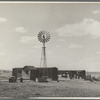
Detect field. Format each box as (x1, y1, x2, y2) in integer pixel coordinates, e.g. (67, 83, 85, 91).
(0, 71, 100, 98)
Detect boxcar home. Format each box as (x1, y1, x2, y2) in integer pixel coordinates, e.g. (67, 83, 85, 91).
(30, 67, 58, 81)
(12, 66, 58, 81)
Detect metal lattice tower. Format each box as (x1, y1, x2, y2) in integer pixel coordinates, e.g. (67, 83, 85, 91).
(38, 30, 50, 69)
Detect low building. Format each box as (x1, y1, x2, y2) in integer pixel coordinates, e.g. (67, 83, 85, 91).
(58, 70, 86, 79)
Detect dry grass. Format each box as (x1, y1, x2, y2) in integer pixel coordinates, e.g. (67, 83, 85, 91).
(0, 71, 100, 97)
(0, 79, 100, 97)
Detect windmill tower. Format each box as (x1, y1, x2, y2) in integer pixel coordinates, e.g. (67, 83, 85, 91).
(38, 30, 50, 76)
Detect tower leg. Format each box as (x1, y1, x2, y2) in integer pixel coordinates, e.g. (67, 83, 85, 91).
(40, 43, 47, 77)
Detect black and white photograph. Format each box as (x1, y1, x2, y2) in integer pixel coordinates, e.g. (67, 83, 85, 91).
(0, 2, 100, 98)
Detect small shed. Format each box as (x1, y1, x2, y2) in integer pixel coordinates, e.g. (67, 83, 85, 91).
(12, 65, 35, 79)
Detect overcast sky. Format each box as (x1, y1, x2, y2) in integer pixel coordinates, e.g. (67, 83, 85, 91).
(0, 3, 100, 71)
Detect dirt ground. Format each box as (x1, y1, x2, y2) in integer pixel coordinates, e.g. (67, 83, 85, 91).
(0, 78, 100, 98)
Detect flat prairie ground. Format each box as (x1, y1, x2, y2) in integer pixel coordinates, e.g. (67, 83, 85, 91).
(0, 78, 100, 98)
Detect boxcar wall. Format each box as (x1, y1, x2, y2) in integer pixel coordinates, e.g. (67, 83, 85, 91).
(30, 67, 58, 81)
(12, 68, 22, 78)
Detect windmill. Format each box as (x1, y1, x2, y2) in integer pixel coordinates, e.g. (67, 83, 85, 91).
(38, 30, 50, 77)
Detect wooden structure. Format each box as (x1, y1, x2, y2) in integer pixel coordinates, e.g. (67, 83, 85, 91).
(12, 68, 22, 78)
(12, 66, 35, 79)
(12, 66, 58, 81)
(30, 67, 58, 81)
(58, 70, 86, 79)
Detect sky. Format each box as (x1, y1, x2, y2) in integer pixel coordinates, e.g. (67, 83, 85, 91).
(0, 3, 100, 71)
